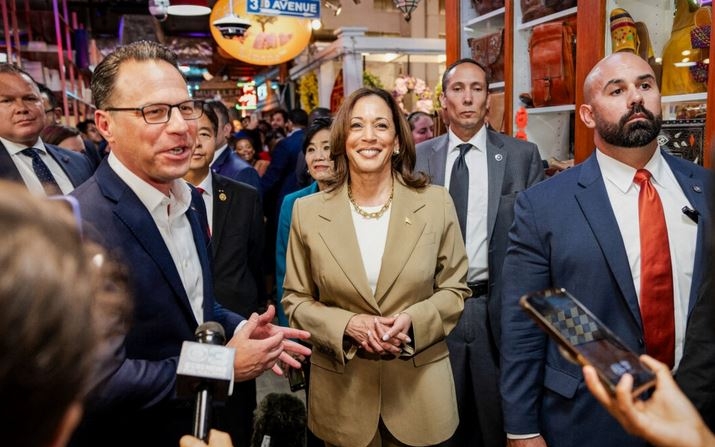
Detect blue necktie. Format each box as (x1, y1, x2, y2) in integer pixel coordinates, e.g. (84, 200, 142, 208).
(449, 143, 472, 241)
(21, 148, 61, 195)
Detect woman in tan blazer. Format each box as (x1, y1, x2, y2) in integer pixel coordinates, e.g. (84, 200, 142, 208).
(283, 87, 470, 447)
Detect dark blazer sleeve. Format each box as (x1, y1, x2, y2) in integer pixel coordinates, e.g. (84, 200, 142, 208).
(260, 138, 290, 194)
(677, 247, 715, 431)
(235, 164, 262, 194)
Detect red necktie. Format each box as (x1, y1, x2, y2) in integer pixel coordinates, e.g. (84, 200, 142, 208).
(635, 169, 675, 367)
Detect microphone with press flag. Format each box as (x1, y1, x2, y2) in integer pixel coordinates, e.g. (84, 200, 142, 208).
(176, 322, 235, 441)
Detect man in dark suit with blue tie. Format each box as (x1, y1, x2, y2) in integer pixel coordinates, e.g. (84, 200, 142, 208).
(0, 64, 93, 195)
(185, 102, 266, 447)
(206, 99, 262, 195)
(500, 51, 712, 447)
(415, 58, 543, 447)
(260, 108, 307, 297)
(68, 41, 310, 447)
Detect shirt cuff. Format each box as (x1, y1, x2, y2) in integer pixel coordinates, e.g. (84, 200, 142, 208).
(507, 433, 540, 440)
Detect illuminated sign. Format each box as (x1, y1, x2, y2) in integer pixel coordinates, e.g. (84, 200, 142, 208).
(210, 0, 312, 66)
(236, 81, 258, 110)
(247, 0, 320, 18)
(257, 84, 268, 101)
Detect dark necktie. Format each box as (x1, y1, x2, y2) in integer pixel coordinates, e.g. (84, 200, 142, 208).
(21, 148, 61, 195)
(195, 187, 212, 238)
(449, 143, 472, 241)
(634, 169, 675, 367)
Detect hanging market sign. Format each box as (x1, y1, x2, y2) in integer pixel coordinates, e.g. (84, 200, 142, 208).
(246, 0, 320, 19)
(211, 0, 312, 66)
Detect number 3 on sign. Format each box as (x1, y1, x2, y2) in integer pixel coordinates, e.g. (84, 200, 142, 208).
(248, 0, 258, 9)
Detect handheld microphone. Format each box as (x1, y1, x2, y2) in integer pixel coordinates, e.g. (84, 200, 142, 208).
(176, 322, 235, 442)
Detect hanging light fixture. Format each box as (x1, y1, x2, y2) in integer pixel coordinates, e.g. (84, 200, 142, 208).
(212, 0, 252, 39)
(393, 0, 420, 21)
(167, 0, 212, 16)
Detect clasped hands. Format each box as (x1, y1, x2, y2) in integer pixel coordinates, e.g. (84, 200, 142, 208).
(226, 304, 311, 381)
(346, 312, 412, 356)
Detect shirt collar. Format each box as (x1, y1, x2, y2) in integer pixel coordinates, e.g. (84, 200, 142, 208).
(107, 151, 192, 216)
(447, 126, 487, 154)
(198, 173, 213, 197)
(1, 136, 44, 154)
(596, 148, 665, 193)
(212, 144, 228, 165)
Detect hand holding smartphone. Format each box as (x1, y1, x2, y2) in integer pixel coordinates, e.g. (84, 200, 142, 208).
(520, 288, 656, 396)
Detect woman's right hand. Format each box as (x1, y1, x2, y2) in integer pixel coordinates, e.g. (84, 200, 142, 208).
(345, 314, 405, 355)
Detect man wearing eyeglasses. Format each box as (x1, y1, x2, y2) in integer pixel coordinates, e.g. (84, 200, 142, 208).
(69, 41, 311, 447)
(0, 64, 93, 196)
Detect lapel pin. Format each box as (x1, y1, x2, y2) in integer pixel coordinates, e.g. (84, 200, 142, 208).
(405, 217, 412, 225)
(495, 154, 503, 162)
(219, 191, 227, 201)
(693, 185, 702, 193)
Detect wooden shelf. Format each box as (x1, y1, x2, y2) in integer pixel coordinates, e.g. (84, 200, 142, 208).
(450, 0, 713, 167)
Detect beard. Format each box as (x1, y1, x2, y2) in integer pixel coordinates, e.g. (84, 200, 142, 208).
(596, 104, 662, 148)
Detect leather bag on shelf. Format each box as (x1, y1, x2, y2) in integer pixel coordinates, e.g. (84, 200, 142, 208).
(521, 0, 576, 23)
(528, 18, 576, 107)
(467, 29, 505, 83)
(661, 0, 708, 95)
(471, 0, 504, 16)
(486, 91, 505, 133)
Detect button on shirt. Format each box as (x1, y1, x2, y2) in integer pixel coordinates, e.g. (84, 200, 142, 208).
(1, 136, 75, 196)
(108, 153, 206, 325)
(597, 149, 695, 370)
(444, 127, 489, 283)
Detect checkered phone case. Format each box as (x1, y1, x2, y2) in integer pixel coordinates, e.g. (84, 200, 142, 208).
(544, 303, 604, 346)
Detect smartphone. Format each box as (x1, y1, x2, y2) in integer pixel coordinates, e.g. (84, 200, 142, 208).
(520, 287, 656, 396)
(287, 366, 305, 392)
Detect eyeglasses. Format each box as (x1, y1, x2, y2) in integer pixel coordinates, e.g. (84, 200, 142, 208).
(104, 100, 204, 124)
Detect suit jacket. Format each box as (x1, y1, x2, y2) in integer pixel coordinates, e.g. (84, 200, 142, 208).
(211, 172, 266, 317)
(275, 182, 319, 327)
(69, 160, 243, 447)
(0, 140, 94, 189)
(261, 128, 304, 218)
(500, 150, 711, 447)
(211, 146, 262, 195)
(415, 129, 543, 347)
(282, 179, 469, 447)
(676, 199, 715, 431)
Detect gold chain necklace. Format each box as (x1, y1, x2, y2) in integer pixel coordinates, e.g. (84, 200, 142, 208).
(347, 182, 394, 219)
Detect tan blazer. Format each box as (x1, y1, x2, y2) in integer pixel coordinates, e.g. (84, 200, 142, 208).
(283, 179, 470, 446)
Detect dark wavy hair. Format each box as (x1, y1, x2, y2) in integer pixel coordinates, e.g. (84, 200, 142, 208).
(301, 116, 333, 154)
(326, 87, 428, 191)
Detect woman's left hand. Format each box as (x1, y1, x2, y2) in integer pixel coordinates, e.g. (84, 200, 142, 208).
(374, 313, 412, 350)
(346, 314, 404, 355)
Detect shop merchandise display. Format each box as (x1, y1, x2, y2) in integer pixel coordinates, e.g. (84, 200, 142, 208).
(528, 17, 576, 107)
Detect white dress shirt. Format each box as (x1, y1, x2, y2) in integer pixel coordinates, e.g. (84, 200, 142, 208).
(108, 152, 206, 325)
(597, 149, 695, 370)
(1, 136, 75, 196)
(444, 127, 489, 283)
(196, 174, 214, 232)
(351, 206, 391, 295)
